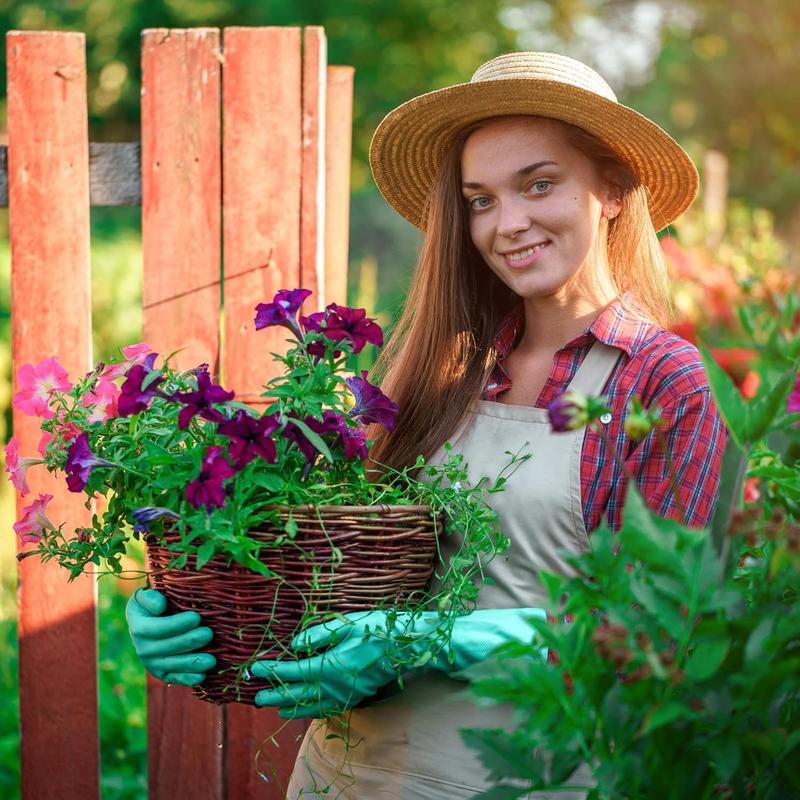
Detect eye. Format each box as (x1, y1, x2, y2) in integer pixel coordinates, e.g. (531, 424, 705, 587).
(529, 180, 552, 195)
(467, 196, 493, 211)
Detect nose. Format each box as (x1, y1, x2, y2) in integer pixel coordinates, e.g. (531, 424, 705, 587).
(495, 196, 531, 239)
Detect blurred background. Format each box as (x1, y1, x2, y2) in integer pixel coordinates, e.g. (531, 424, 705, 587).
(0, 1, 798, 796)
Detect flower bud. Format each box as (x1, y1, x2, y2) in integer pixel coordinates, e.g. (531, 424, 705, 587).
(547, 390, 589, 432)
(623, 412, 653, 441)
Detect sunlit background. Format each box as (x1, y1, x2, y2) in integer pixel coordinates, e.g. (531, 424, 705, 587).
(0, 1, 798, 796)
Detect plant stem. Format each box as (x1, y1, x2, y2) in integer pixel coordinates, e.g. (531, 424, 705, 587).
(591, 422, 638, 489)
(654, 427, 687, 526)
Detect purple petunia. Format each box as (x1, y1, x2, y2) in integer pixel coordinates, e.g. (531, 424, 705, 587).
(131, 506, 182, 534)
(170, 368, 235, 430)
(301, 304, 383, 356)
(218, 410, 281, 469)
(118, 353, 164, 417)
(254, 289, 312, 340)
(547, 391, 590, 433)
(64, 432, 117, 492)
(185, 446, 237, 509)
(345, 371, 399, 432)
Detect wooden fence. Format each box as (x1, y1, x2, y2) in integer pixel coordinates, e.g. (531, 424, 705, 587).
(5, 26, 353, 799)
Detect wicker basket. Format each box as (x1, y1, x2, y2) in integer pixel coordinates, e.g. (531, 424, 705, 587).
(145, 504, 440, 705)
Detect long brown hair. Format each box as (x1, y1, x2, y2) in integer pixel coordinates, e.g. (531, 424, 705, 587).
(368, 116, 671, 473)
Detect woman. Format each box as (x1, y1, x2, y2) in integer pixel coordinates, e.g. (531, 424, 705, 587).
(127, 52, 725, 798)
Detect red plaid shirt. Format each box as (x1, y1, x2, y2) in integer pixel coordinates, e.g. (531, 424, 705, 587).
(483, 300, 726, 532)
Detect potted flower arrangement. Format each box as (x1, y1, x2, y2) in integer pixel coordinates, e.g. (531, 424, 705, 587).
(8, 288, 525, 705)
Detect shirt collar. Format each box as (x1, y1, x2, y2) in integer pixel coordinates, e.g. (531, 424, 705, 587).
(493, 298, 647, 359)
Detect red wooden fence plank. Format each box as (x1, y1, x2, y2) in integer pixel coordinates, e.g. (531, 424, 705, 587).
(221, 26, 303, 404)
(141, 27, 225, 800)
(324, 65, 354, 307)
(6, 30, 100, 800)
(300, 27, 327, 311)
(220, 26, 308, 798)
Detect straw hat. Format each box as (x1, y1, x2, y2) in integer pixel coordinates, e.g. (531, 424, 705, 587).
(369, 52, 698, 232)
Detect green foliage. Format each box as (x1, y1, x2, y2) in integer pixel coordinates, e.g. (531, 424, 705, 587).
(464, 293, 800, 800)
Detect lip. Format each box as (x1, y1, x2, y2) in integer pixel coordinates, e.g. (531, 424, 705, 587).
(499, 241, 550, 269)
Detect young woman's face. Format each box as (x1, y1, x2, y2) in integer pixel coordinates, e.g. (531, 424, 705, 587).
(461, 116, 617, 303)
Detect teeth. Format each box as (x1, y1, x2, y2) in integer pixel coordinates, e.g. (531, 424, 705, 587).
(506, 243, 547, 262)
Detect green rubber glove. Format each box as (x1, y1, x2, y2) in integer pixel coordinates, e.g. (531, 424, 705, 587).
(251, 607, 547, 718)
(125, 588, 216, 687)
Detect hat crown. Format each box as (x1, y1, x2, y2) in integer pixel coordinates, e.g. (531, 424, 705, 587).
(470, 52, 617, 103)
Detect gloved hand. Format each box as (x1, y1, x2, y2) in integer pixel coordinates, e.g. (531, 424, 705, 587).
(251, 607, 547, 719)
(126, 588, 217, 687)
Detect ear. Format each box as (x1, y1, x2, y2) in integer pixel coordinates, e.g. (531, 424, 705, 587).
(602, 184, 623, 221)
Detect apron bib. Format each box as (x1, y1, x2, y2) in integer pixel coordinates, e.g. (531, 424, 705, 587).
(286, 341, 621, 799)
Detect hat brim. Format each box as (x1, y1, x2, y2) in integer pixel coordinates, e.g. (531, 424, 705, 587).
(369, 79, 698, 232)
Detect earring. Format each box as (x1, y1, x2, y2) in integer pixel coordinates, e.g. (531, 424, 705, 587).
(607, 208, 616, 219)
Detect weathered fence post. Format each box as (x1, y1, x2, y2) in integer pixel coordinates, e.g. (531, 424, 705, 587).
(7, 30, 100, 800)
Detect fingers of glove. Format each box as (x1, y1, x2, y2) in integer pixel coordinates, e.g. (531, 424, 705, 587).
(160, 672, 207, 687)
(134, 626, 214, 658)
(142, 652, 216, 675)
(278, 697, 347, 720)
(128, 608, 203, 639)
(132, 588, 168, 616)
(291, 617, 352, 652)
(251, 653, 327, 683)
(254, 683, 321, 709)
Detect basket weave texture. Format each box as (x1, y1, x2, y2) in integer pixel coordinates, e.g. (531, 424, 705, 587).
(146, 504, 440, 705)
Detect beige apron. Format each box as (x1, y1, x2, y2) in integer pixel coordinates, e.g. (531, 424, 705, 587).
(285, 341, 621, 799)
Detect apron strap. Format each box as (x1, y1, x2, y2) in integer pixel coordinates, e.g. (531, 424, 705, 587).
(565, 339, 622, 396)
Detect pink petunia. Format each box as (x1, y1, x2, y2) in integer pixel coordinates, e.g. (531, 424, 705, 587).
(12, 357, 72, 419)
(82, 377, 120, 423)
(102, 343, 154, 380)
(4, 437, 45, 497)
(13, 493, 56, 545)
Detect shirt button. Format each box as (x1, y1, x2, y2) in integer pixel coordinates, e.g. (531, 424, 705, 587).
(599, 412, 612, 425)
(486, 383, 497, 390)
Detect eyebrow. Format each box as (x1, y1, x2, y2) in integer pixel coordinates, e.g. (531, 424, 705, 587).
(461, 160, 558, 190)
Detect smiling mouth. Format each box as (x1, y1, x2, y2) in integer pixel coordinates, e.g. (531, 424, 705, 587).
(502, 241, 549, 263)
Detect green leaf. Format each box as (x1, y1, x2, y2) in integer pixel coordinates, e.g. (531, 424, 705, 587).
(745, 617, 775, 666)
(226, 401, 260, 417)
(707, 737, 740, 782)
(698, 341, 748, 448)
(643, 702, 696, 733)
(685, 638, 729, 681)
(195, 541, 215, 570)
(744, 368, 796, 442)
(286, 417, 333, 462)
(250, 472, 286, 492)
(619, 488, 683, 577)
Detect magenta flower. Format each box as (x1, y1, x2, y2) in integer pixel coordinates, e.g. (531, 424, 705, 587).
(82, 377, 120, 424)
(186, 446, 237, 509)
(65, 432, 117, 493)
(254, 289, 312, 339)
(788, 373, 800, 415)
(118, 353, 164, 417)
(14, 493, 56, 545)
(131, 506, 182, 534)
(547, 391, 590, 432)
(170, 368, 235, 430)
(218, 410, 280, 468)
(13, 356, 72, 419)
(102, 343, 154, 380)
(302, 304, 383, 355)
(4, 437, 45, 497)
(345, 371, 399, 432)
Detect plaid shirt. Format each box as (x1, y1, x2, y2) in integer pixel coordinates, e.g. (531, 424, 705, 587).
(483, 300, 726, 532)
